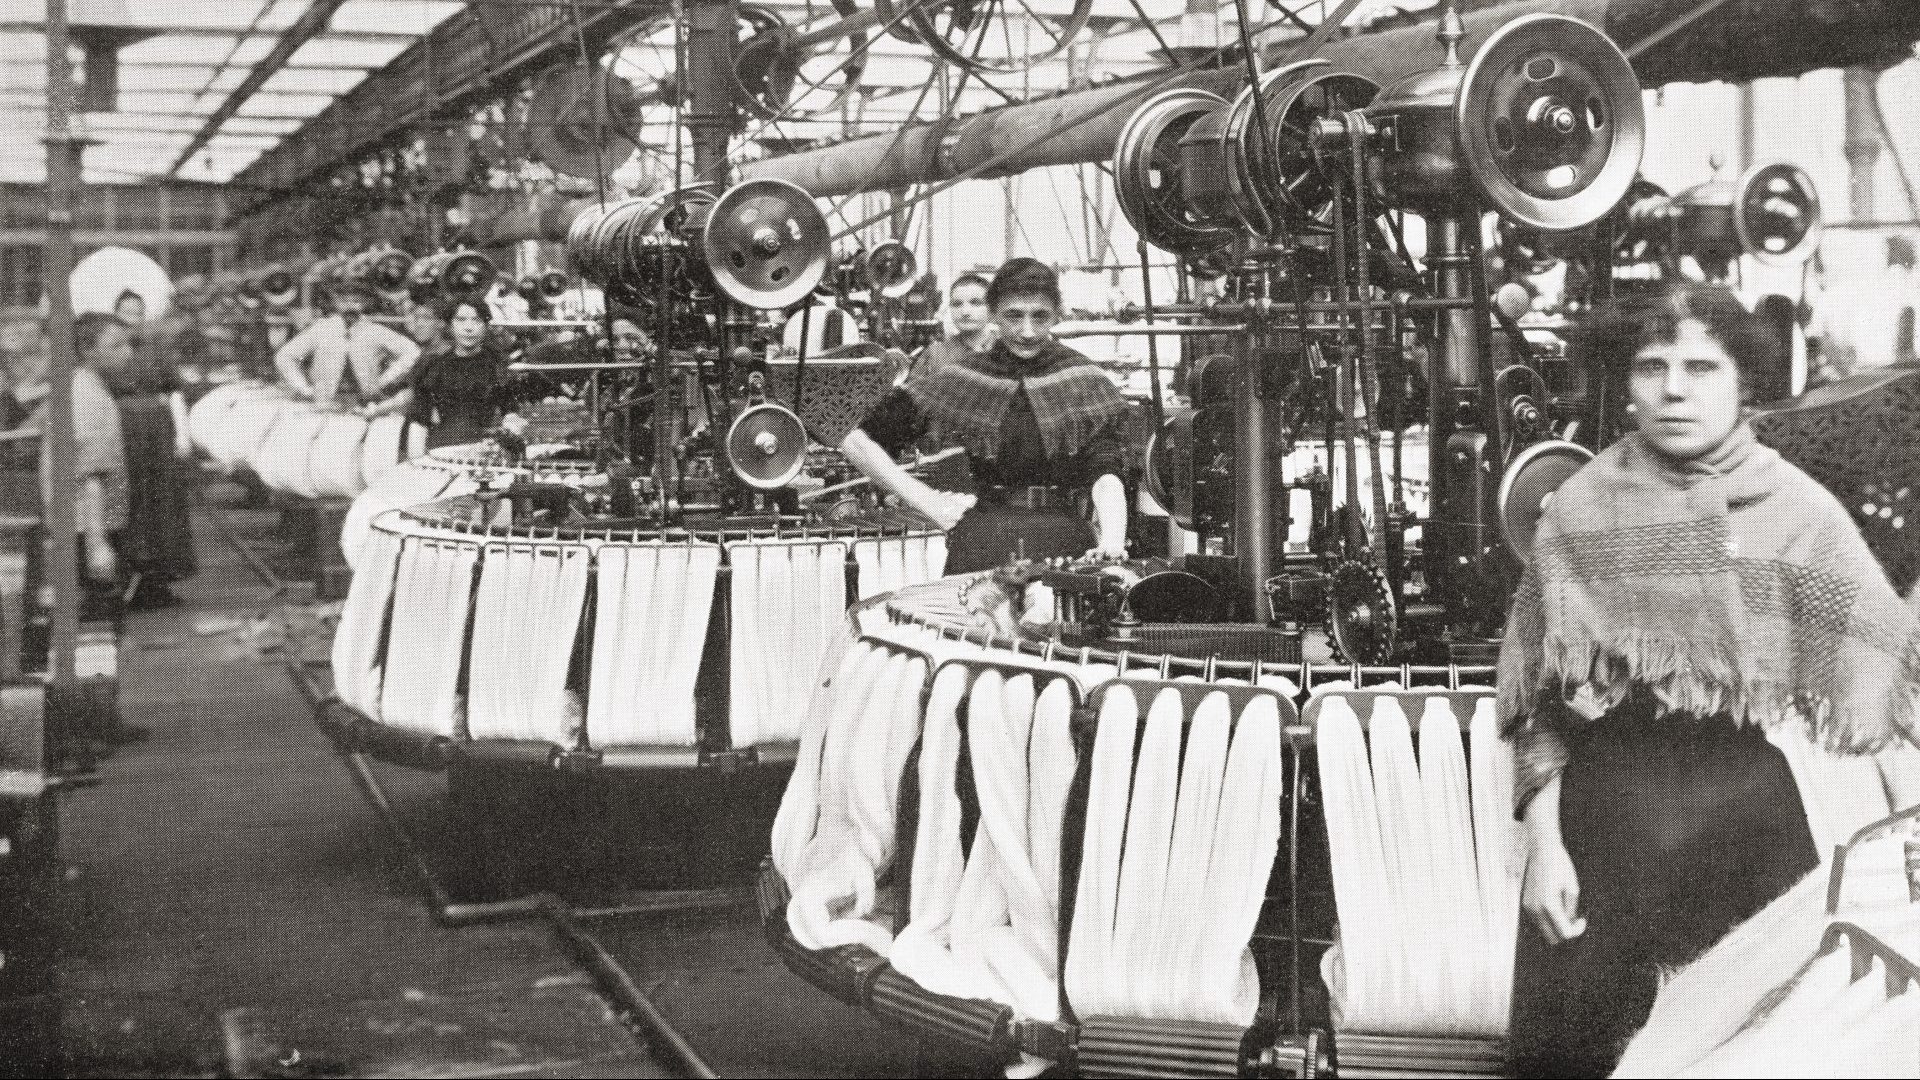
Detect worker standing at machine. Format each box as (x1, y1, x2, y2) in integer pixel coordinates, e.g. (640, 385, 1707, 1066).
(906, 271, 995, 382)
(272, 279, 418, 408)
(1497, 283, 1920, 1078)
(841, 257, 1129, 574)
(361, 297, 513, 450)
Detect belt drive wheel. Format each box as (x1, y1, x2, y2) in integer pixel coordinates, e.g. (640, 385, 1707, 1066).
(1327, 558, 1396, 665)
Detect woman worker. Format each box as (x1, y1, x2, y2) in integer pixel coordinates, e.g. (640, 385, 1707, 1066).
(362, 296, 513, 450)
(840, 258, 1130, 574)
(1498, 283, 1920, 1077)
(109, 289, 196, 609)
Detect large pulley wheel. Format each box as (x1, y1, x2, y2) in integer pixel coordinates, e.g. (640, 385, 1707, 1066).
(1327, 559, 1397, 665)
(1734, 161, 1822, 266)
(1114, 88, 1235, 256)
(732, 9, 866, 122)
(1457, 14, 1644, 231)
(1251, 65, 1377, 237)
(1496, 439, 1593, 562)
(899, 0, 1093, 75)
(727, 402, 809, 490)
(863, 240, 919, 298)
(703, 179, 831, 310)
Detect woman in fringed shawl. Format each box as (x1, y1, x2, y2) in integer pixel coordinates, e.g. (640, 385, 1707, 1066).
(1500, 284, 1920, 1078)
(841, 258, 1131, 575)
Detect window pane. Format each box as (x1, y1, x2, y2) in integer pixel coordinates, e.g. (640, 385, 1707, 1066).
(0, 189, 45, 230)
(0, 246, 44, 309)
(117, 187, 163, 230)
(169, 246, 215, 279)
(168, 186, 221, 230)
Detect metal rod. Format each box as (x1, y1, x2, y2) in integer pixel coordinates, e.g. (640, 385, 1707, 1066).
(42, 0, 80, 692)
(1054, 323, 1247, 338)
(1138, 240, 1165, 429)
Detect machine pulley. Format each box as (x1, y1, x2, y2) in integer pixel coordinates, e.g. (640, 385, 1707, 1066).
(1113, 87, 1235, 256)
(1456, 13, 1645, 231)
(406, 251, 498, 303)
(703, 179, 832, 310)
(726, 401, 809, 490)
(862, 240, 918, 298)
(1733, 161, 1822, 267)
(1495, 439, 1593, 562)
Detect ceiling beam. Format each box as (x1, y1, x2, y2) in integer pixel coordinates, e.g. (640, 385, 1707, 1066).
(0, 22, 416, 43)
(167, 0, 355, 176)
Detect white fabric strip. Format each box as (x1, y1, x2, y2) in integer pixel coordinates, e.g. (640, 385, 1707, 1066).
(585, 542, 721, 747)
(466, 542, 592, 743)
(727, 539, 850, 747)
(771, 638, 873, 880)
(330, 519, 404, 718)
(1064, 685, 1141, 1018)
(1196, 693, 1284, 1026)
(1315, 695, 1391, 1032)
(378, 539, 477, 738)
(889, 662, 984, 997)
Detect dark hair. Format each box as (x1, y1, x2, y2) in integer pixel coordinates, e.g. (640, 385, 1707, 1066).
(113, 289, 144, 312)
(433, 294, 491, 324)
(951, 272, 991, 297)
(985, 257, 1061, 313)
(73, 312, 124, 356)
(607, 302, 648, 328)
(1573, 284, 1781, 403)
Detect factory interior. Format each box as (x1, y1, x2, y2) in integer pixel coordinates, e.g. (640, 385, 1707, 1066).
(2, 0, 1920, 1076)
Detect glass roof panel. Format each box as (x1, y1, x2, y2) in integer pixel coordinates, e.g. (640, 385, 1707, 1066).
(328, 0, 465, 35)
(284, 36, 410, 70)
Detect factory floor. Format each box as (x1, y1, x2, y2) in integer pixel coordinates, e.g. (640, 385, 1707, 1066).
(35, 490, 1002, 1079)
(47, 500, 662, 1078)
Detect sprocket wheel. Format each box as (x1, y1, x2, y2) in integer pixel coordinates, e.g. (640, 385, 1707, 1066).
(1327, 558, 1397, 665)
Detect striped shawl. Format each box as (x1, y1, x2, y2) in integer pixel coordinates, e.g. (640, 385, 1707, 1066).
(904, 341, 1127, 460)
(1497, 423, 1920, 760)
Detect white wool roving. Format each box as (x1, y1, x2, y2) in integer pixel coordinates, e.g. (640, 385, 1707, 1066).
(889, 662, 984, 999)
(1467, 697, 1523, 1030)
(728, 539, 851, 746)
(772, 640, 876, 880)
(1196, 693, 1284, 1025)
(1027, 677, 1078, 949)
(947, 672, 1018, 1001)
(852, 540, 886, 600)
(1678, 957, 1895, 1080)
(1417, 697, 1485, 1033)
(1152, 690, 1233, 1019)
(585, 542, 721, 747)
(379, 539, 478, 737)
(1364, 697, 1440, 1028)
(1612, 869, 1831, 1077)
(1108, 687, 1186, 1016)
(467, 543, 592, 743)
(331, 523, 404, 718)
(1064, 685, 1142, 1018)
(1315, 695, 1392, 1032)
(785, 649, 915, 955)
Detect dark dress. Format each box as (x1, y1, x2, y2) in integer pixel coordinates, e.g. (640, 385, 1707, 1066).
(1506, 695, 1818, 1078)
(407, 343, 513, 450)
(109, 342, 196, 588)
(858, 341, 1129, 574)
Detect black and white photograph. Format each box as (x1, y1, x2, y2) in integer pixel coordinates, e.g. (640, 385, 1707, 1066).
(0, 0, 1918, 1075)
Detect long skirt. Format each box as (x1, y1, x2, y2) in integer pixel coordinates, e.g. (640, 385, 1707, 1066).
(116, 394, 197, 585)
(942, 504, 1095, 575)
(1506, 701, 1818, 1078)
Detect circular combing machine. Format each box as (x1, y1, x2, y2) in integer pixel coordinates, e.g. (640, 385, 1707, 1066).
(187, 382, 427, 501)
(321, 499, 948, 774)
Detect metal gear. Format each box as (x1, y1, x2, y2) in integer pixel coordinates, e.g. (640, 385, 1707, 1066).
(1327, 558, 1397, 665)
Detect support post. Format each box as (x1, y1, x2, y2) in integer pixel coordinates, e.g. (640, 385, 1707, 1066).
(43, 0, 83, 695)
(1843, 66, 1882, 222)
(685, 0, 740, 186)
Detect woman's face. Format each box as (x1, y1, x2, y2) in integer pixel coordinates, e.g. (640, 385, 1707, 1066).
(992, 293, 1058, 361)
(86, 323, 135, 374)
(406, 306, 447, 346)
(1628, 318, 1743, 461)
(611, 319, 649, 361)
(114, 295, 146, 327)
(449, 305, 488, 352)
(949, 283, 990, 337)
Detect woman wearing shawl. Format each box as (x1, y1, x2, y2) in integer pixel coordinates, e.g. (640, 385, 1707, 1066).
(841, 258, 1130, 575)
(1500, 284, 1920, 1077)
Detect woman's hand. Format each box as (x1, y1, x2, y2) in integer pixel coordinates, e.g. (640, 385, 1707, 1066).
(1522, 833, 1587, 945)
(927, 491, 977, 532)
(173, 436, 194, 461)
